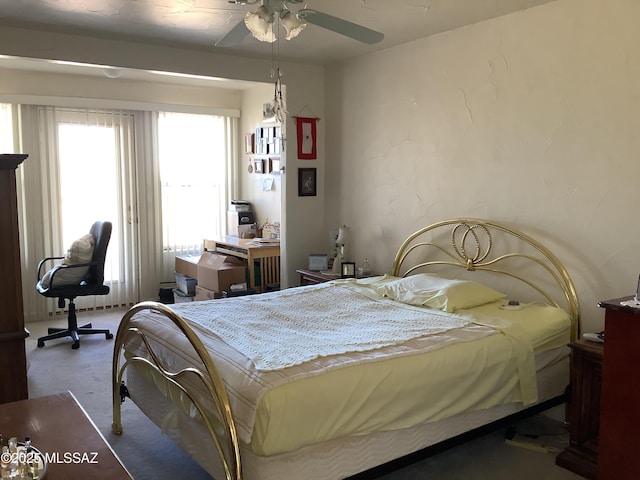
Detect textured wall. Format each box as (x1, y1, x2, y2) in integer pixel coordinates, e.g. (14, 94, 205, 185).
(325, 0, 640, 332)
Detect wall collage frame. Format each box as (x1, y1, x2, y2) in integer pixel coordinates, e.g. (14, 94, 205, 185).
(246, 126, 282, 180)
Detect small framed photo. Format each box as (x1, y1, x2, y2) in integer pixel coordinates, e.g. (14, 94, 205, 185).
(341, 262, 356, 278)
(245, 133, 254, 154)
(269, 157, 281, 175)
(298, 167, 316, 196)
(254, 158, 264, 174)
(263, 103, 275, 122)
(308, 254, 328, 271)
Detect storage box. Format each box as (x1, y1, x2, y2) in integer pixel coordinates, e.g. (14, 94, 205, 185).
(173, 288, 194, 303)
(197, 252, 247, 292)
(175, 272, 197, 295)
(175, 254, 201, 279)
(194, 285, 221, 301)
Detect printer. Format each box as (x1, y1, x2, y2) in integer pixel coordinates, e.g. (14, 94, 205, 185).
(227, 200, 255, 236)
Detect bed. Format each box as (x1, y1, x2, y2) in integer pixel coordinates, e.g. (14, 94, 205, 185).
(111, 218, 580, 480)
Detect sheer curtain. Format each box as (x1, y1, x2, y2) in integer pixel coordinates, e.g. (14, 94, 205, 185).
(156, 112, 236, 282)
(0, 104, 14, 152)
(17, 106, 139, 320)
(16, 105, 237, 322)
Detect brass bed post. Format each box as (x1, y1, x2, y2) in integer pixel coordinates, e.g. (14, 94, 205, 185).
(112, 301, 242, 480)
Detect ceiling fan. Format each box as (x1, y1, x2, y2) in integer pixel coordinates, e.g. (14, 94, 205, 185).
(216, 0, 384, 47)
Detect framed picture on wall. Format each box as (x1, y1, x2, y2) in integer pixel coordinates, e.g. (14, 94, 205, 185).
(254, 158, 264, 174)
(263, 103, 275, 122)
(268, 157, 280, 175)
(298, 167, 316, 196)
(245, 133, 254, 154)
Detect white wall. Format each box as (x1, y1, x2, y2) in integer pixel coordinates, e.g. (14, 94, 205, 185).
(239, 85, 283, 231)
(325, 0, 640, 332)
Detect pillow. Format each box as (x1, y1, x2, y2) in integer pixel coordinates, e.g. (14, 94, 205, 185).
(375, 273, 505, 312)
(41, 234, 96, 288)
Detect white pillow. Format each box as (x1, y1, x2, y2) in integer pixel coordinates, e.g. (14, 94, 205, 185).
(376, 273, 505, 312)
(41, 234, 96, 288)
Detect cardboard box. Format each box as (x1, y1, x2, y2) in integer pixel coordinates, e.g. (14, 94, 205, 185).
(175, 254, 201, 279)
(197, 252, 247, 292)
(194, 285, 221, 301)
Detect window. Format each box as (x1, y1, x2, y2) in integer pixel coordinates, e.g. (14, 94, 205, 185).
(16, 104, 236, 319)
(57, 121, 121, 282)
(158, 112, 227, 254)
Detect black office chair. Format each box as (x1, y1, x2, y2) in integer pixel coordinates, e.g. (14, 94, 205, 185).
(36, 221, 114, 349)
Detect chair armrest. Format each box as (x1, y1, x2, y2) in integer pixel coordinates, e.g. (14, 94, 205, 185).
(37, 258, 97, 286)
(37, 256, 65, 281)
(47, 261, 97, 284)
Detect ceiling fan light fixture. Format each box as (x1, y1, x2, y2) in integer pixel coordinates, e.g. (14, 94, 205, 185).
(280, 10, 306, 41)
(245, 5, 276, 43)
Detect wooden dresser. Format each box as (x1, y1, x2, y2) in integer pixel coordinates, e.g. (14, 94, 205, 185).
(0, 154, 29, 404)
(596, 297, 640, 480)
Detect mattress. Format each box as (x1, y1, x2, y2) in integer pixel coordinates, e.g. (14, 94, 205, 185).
(122, 278, 571, 457)
(125, 348, 569, 480)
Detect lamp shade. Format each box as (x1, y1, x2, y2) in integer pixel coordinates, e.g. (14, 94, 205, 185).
(336, 225, 351, 245)
(245, 6, 276, 43)
(280, 10, 306, 40)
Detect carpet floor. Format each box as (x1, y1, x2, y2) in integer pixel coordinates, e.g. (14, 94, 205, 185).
(24, 307, 584, 480)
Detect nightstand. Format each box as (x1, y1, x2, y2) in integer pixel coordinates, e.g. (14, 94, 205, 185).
(296, 269, 340, 286)
(555, 340, 603, 479)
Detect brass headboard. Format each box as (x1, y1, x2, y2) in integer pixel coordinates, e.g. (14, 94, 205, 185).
(392, 218, 580, 341)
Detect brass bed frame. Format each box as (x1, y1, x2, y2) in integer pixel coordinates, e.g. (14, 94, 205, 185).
(112, 218, 580, 480)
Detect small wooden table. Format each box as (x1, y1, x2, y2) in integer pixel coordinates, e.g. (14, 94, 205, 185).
(296, 269, 341, 286)
(204, 236, 280, 292)
(0, 391, 133, 479)
(555, 340, 603, 479)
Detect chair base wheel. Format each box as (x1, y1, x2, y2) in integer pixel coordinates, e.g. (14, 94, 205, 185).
(37, 323, 113, 349)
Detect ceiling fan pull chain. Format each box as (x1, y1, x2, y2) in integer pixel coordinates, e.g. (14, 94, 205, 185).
(272, 70, 288, 123)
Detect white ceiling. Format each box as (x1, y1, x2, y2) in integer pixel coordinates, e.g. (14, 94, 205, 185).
(0, 0, 557, 65)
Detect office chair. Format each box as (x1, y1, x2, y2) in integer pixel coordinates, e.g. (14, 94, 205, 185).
(36, 221, 114, 349)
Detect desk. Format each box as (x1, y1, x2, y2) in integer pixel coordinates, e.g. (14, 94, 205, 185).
(204, 236, 280, 292)
(0, 391, 133, 479)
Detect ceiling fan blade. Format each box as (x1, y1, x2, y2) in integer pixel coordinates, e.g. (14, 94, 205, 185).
(215, 19, 250, 47)
(297, 9, 384, 44)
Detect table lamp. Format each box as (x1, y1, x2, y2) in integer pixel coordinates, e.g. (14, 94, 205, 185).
(332, 225, 351, 274)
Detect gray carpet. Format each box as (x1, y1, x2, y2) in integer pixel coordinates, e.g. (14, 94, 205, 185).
(25, 308, 583, 480)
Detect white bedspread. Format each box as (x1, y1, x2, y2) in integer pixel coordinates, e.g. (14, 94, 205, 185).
(173, 282, 470, 371)
(126, 280, 548, 451)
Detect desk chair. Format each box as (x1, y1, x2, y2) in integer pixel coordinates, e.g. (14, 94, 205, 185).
(36, 221, 114, 349)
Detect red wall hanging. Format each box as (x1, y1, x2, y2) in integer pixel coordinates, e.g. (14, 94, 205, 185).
(295, 116, 317, 159)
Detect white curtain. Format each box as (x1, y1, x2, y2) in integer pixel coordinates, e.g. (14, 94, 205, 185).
(16, 105, 237, 322)
(156, 112, 238, 284)
(17, 106, 140, 320)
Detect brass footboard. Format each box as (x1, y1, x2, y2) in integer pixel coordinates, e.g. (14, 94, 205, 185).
(111, 301, 242, 480)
